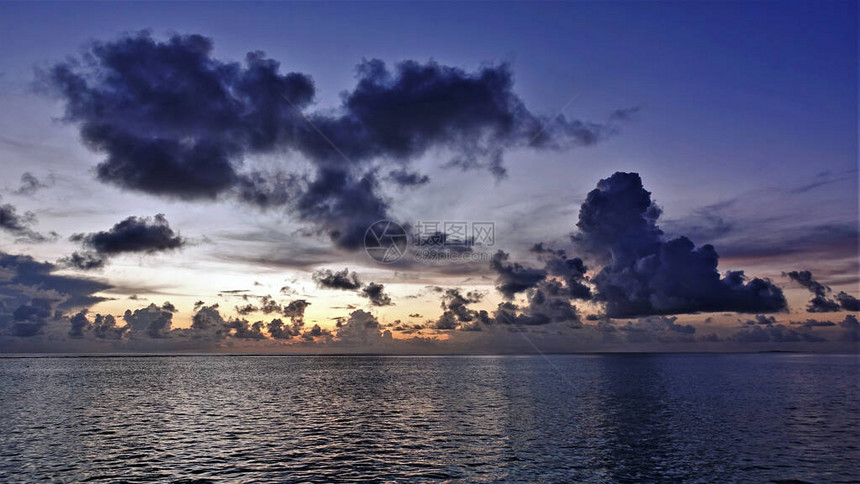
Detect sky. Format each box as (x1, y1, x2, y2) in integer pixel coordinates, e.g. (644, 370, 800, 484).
(0, 1, 857, 353)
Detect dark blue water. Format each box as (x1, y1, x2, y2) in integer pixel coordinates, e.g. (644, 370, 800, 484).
(0, 354, 857, 483)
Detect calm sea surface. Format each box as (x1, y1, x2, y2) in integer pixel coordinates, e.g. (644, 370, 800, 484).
(0, 354, 857, 483)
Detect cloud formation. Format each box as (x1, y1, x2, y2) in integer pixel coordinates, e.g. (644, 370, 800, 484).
(786, 270, 858, 312)
(62, 214, 186, 270)
(729, 315, 825, 343)
(575, 172, 787, 318)
(360, 282, 393, 306)
(312, 268, 363, 291)
(0, 198, 57, 243)
(13, 172, 53, 196)
(0, 251, 110, 338)
(41, 31, 630, 250)
(489, 250, 546, 299)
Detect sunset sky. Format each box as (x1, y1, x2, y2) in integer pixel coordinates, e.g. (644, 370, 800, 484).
(0, 1, 857, 353)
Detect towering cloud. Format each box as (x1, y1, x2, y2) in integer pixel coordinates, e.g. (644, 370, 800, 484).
(68, 309, 91, 338)
(575, 172, 786, 318)
(335, 310, 392, 345)
(41, 31, 629, 250)
(62, 214, 186, 270)
(123, 303, 173, 338)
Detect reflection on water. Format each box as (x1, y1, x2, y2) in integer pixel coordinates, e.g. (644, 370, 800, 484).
(0, 354, 857, 482)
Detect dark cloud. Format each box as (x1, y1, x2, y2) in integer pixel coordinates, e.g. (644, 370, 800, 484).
(58, 252, 106, 271)
(312, 268, 362, 290)
(0, 199, 57, 243)
(786, 270, 855, 313)
(301, 324, 332, 341)
(786, 270, 829, 297)
(235, 303, 257, 315)
(744, 314, 777, 326)
(41, 32, 630, 251)
(532, 245, 592, 300)
(6, 298, 54, 337)
(269, 299, 310, 340)
(805, 296, 842, 313)
(0, 251, 110, 339)
(69, 309, 91, 338)
(226, 319, 267, 340)
(433, 289, 486, 330)
(836, 292, 860, 311)
(257, 295, 282, 314)
(493, 279, 582, 328)
(296, 169, 389, 250)
(360, 282, 393, 306)
(39, 32, 313, 201)
(63, 214, 186, 270)
(387, 169, 430, 187)
(490, 250, 546, 299)
(283, 299, 310, 322)
(575, 172, 787, 318)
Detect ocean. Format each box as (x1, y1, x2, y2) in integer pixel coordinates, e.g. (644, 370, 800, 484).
(0, 354, 857, 482)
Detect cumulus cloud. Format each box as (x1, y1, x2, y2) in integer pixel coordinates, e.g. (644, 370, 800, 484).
(493, 279, 582, 328)
(40, 31, 631, 251)
(62, 214, 186, 270)
(189, 304, 229, 339)
(335, 309, 392, 345)
(360, 282, 393, 306)
(574, 172, 786, 318)
(433, 289, 487, 330)
(268, 299, 311, 339)
(69, 309, 91, 338)
(312, 268, 362, 290)
(123, 303, 173, 338)
(92, 314, 127, 340)
(226, 319, 267, 340)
